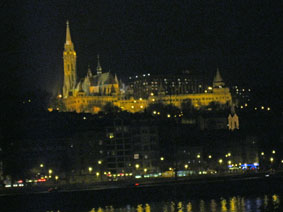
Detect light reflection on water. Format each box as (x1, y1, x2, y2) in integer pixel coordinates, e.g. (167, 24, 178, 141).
(82, 194, 280, 212)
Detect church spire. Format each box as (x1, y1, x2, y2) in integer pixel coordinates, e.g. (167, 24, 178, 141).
(213, 68, 225, 88)
(66, 20, 72, 44)
(97, 54, 102, 75)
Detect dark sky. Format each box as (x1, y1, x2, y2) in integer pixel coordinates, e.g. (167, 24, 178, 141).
(1, 1, 282, 104)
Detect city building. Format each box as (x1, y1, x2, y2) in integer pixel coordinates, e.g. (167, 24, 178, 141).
(59, 21, 232, 114)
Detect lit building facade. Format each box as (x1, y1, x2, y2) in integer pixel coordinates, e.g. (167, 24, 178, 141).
(61, 22, 232, 113)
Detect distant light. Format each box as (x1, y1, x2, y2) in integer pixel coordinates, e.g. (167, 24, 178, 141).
(281, 160, 283, 164)
(48, 169, 53, 175)
(55, 176, 59, 180)
(136, 75, 138, 78)
(184, 164, 188, 169)
(245, 103, 248, 107)
(140, 105, 143, 108)
(167, 114, 171, 118)
(28, 99, 31, 103)
(208, 155, 212, 159)
(240, 106, 243, 109)
(98, 160, 102, 165)
(160, 157, 164, 161)
(197, 154, 200, 158)
(144, 168, 147, 173)
(153, 111, 157, 115)
(83, 116, 86, 120)
(261, 152, 264, 156)
(255, 107, 257, 110)
(129, 77, 132, 79)
(272, 150, 276, 154)
(148, 73, 150, 76)
(261, 106, 264, 110)
(40, 164, 44, 168)
(131, 105, 134, 109)
(270, 157, 274, 162)
(88, 167, 93, 172)
(227, 153, 231, 157)
(58, 94, 62, 98)
(208, 86, 212, 90)
(267, 107, 271, 111)
(135, 164, 140, 169)
(219, 159, 223, 164)
(96, 172, 100, 176)
(143, 74, 146, 77)
(139, 98, 143, 100)
(228, 160, 232, 165)
(150, 92, 154, 96)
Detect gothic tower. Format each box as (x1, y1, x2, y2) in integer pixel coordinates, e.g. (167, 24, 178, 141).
(63, 21, 77, 98)
(96, 54, 102, 75)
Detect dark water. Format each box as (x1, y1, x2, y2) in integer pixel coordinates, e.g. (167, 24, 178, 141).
(75, 194, 281, 212)
(14, 194, 279, 212)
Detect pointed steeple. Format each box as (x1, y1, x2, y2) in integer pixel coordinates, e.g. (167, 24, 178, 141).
(66, 21, 72, 44)
(96, 54, 102, 75)
(213, 68, 225, 88)
(87, 65, 92, 78)
(64, 20, 74, 52)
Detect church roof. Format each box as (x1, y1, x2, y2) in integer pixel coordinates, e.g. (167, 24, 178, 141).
(89, 72, 118, 86)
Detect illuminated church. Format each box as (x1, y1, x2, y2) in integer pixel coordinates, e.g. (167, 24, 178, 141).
(61, 21, 232, 113)
(63, 21, 120, 99)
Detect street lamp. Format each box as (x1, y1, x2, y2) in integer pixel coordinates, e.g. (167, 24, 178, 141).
(160, 157, 164, 161)
(144, 168, 147, 173)
(219, 159, 223, 165)
(48, 169, 53, 175)
(261, 152, 264, 156)
(184, 164, 188, 169)
(135, 164, 140, 169)
(98, 160, 102, 165)
(88, 167, 93, 173)
(40, 164, 44, 168)
(270, 157, 274, 162)
(272, 150, 276, 154)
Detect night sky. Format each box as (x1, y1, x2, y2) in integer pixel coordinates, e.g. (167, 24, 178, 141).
(1, 1, 282, 107)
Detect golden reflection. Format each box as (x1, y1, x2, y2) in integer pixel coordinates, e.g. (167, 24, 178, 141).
(221, 198, 227, 212)
(272, 194, 280, 204)
(186, 202, 192, 212)
(97, 207, 103, 212)
(145, 203, 151, 212)
(137, 204, 143, 212)
(170, 201, 175, 212)
(177, 202, 183, 212)
(230, 197, 237, 212)
(210, 199, 217, 212)
(199, 200, 205, 212)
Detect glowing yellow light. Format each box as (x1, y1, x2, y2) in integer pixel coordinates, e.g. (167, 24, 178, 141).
(55, 176, 59, 180)
(131, 105, 134, 109)
(228, 153, 231, 157)
(272, 150, 276, 154)
(96, 172, 100, 176)
(58, 94, 62, 98)
(169, 167, 172, 171)
(245, 103, 248, 107)
(281, 160, 283, 164)
(160, 157, 164, 161)
(157, 112, 160, 115)
(47, 108, 53, 112)
(98, 160, 102, 165)
(49, 175, 52, 178)
(208, 155, 212, 159)
(219, 159, 223, 164)
(134, 100, 136, 103)
(197, 154, 200, 158)
(139, 98, 143, 100)
(48, 169, 53, 175)
(261, 106, 264, 110)
(261, 152, 264, 156)
(270, 157, 274, 162)
(208, 86, 212, 90)
(267, 107, 271, 111)
(144, 168, 147, 173)
(88, 167, 93, 172)
(150, 93, 154, 96)
(140, 105, 143, 108)
(184, 164, 188, 169)
(135, 164, 140, 169)
(240, 106, 243, 109)
(228, 160, 232, 165)
(152, 98, 155, 102)
(40, 164, 44, 168)
(153, 111, 157, 114)
(167, 114, 171, 118)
